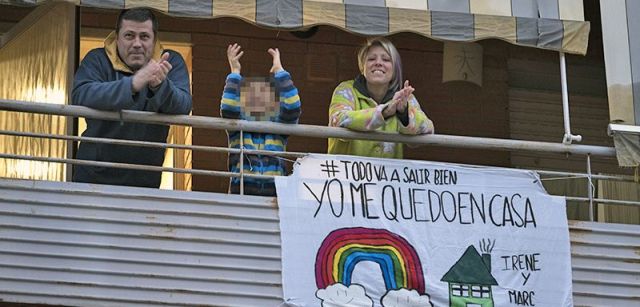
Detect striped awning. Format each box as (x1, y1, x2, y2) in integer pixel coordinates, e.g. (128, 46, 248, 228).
(2, 0, 590, 55)
(601, 1, 640, 167)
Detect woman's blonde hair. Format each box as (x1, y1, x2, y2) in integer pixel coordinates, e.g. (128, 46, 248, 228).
(357, 37, 403, 92)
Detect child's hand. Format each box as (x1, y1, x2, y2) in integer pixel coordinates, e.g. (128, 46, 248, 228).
(227, 43, 243, 74)
(268, 48, 283, 73)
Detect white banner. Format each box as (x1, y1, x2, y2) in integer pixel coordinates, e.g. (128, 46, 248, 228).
(276, 154, 573, 307)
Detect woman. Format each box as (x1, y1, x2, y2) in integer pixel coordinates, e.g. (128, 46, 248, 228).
(328, 37, 434, 158)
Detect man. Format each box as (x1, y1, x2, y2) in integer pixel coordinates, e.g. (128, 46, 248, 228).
(72, 8, 191, 188)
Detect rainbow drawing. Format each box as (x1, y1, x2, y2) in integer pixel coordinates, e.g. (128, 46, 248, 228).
(315, 227, 425, 293)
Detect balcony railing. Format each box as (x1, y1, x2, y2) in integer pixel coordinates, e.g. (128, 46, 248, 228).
(0, 98, 637, 221)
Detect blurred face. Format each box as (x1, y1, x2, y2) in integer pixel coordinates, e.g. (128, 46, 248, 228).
(241, 81, 278, 120)
(363, 45, 393, 86)
(117, 19, 155, 71)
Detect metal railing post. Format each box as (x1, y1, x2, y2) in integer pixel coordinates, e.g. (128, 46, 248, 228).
(240, 130, 244, 195)
(587, 154, 594, 221)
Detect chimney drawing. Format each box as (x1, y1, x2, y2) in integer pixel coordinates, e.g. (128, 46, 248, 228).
(479, 238, 496, 271)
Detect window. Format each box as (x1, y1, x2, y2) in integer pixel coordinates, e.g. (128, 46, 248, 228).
(471, 285, 491, 298)
(451, 284, 463, 297)
(451, 283, 470, 297)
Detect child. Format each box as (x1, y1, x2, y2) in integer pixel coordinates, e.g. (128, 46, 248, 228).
(220, 44, 301, 196)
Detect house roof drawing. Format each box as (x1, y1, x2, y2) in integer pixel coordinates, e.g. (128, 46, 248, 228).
(441, 245, 498, 286)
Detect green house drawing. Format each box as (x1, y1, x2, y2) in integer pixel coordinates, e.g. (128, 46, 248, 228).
(441, 245, 499, 307)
